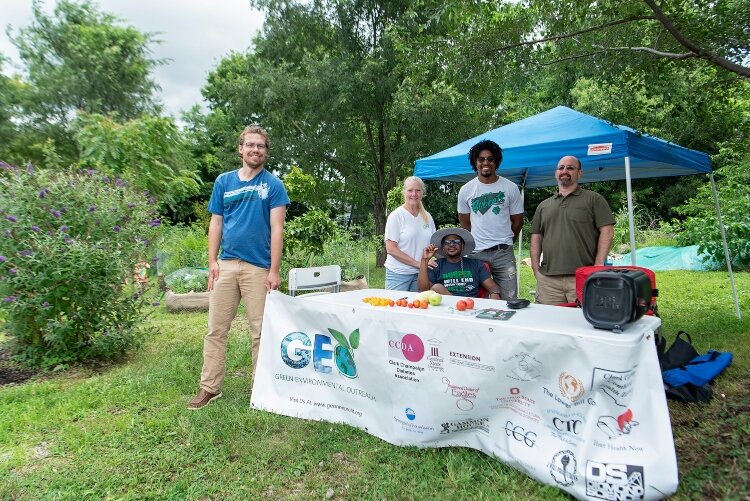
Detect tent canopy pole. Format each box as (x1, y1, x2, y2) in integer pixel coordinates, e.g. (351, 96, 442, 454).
(710, 172, 741, 318)
(516, 185, 525, 295)
(624, 156, 637, 265)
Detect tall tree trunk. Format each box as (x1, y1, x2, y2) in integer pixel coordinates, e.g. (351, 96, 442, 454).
(373, 193, 387, 267)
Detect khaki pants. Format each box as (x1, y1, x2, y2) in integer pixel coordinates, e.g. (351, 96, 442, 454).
(200, 259, 268, 394)
(534, 273, 576, 305)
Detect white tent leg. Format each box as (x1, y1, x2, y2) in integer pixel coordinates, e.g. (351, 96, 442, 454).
(624, 156, 637, 265)
(710, 172, 741, 319)
(516, 186, 525, 295)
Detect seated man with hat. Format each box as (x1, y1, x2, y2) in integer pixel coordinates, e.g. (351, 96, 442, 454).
(418, 227, 501, 299)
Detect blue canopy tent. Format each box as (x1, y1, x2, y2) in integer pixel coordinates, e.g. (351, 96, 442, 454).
(414, 106, 740, 317)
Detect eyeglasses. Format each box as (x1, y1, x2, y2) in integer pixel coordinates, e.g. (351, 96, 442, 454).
(477, 156, 495, 163)
(243, 142, 267, 150)
(442, 239, 462, 246)
(557, 165, 579, 171)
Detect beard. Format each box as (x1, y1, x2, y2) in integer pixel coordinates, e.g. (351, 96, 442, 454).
(558, 175, 573, 186)
(479, 166, 496, 178)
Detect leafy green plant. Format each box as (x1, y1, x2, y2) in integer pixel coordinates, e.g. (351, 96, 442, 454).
(319, 228, 371, 281)
(279, 224, 371, 292)
(157, 224, 209, 276)
(0, 164, 163, 367)
(165, 268, 209, 294)
(283, 209, 338, 265)
(677, 154, 750, 271)
(73, 113, 202, 221)
(612, 203, 680, 253)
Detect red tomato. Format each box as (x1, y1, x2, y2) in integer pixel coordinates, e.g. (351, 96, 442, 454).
(465, 298, 475, 309)
(407, 302, 414, 308)
(456, 300, 467, 311)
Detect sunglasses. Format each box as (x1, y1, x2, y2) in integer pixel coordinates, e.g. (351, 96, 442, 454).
(442, 239, 463, 246)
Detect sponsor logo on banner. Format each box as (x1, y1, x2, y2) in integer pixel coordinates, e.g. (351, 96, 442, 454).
(280, 328, 359, 378)
(449, 349, 495, 372)
(543, 386, 596, 409)
(548, 450, 579, 486)
(502, 420, 537, 447)
(442, 377, 479, 411)
(426, 338, 445, 373)
(545, 409, 586, 445)
(588, 143, 613, 156)
(591, 367, 637, 407)
(277, 329, 376, 401)
(388, 332, 425, 362)
(586, 461, 645, 500)
(388, 332, 426, 383)
(490, 388, 541, 422)
(597, 408, 639, 440)
(394, 407, 435, 434)
(559, 372, 586, 402)
(440, 416, 489, 435)
(503, 351, 543, 381)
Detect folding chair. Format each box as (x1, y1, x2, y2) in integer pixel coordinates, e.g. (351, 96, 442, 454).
(288, 265, 342, 297)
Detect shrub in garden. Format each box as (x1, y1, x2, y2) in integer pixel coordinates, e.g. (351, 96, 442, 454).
(156, 224, 209, 276)
(0, 164, 163, 367)
(165, 268, 209, 294)
(677, 155, 750, 271)
(283, 209, 338, 266)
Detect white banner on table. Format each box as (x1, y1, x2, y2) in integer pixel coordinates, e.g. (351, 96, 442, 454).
(251, 291, 678, 500)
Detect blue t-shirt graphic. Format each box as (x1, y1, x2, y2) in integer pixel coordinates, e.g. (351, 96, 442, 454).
(208, 169, 290, 268)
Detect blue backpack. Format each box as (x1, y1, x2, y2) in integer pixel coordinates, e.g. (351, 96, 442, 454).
(659, 331, 733, 403)
(662, 350, 733, 388)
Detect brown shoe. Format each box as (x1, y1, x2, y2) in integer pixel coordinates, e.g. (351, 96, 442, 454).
(187, 388, 222, 410)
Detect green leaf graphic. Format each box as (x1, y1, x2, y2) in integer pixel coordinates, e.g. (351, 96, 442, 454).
(328, 328, 350, 349)
(349, 328, 360, 349)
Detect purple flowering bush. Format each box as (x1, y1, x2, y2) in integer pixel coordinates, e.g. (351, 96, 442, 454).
(0, 165, 163, 367)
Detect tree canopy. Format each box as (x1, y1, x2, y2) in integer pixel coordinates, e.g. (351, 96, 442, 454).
(5, 0, 163, 166)
(195, 0, 491, 261)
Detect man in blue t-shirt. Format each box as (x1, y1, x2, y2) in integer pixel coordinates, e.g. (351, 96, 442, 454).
(418, 227, 501, 299)
(189, 124, 290, 410)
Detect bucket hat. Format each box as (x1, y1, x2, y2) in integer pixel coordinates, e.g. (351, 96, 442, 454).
(430, 227, 475, 257)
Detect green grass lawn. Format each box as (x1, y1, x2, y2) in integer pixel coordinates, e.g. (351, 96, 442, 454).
(1, 268, 748, 499)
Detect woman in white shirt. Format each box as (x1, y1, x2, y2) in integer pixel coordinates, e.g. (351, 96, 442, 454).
(384, 176, 436, 291)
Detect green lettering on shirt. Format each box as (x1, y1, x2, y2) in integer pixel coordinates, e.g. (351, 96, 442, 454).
(471, 191, 506, 215)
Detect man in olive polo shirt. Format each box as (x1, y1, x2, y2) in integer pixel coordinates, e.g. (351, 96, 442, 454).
(530, 155, 615, 304)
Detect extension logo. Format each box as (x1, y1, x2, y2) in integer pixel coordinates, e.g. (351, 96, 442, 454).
(280, 328, 359, 378)
(586, 461, 644, 500)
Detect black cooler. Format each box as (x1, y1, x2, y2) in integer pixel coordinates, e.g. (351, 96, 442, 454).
(582, 268, 653, 332)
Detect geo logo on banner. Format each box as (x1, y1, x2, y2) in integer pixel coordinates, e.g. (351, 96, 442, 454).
(280, 328, 359, 378)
